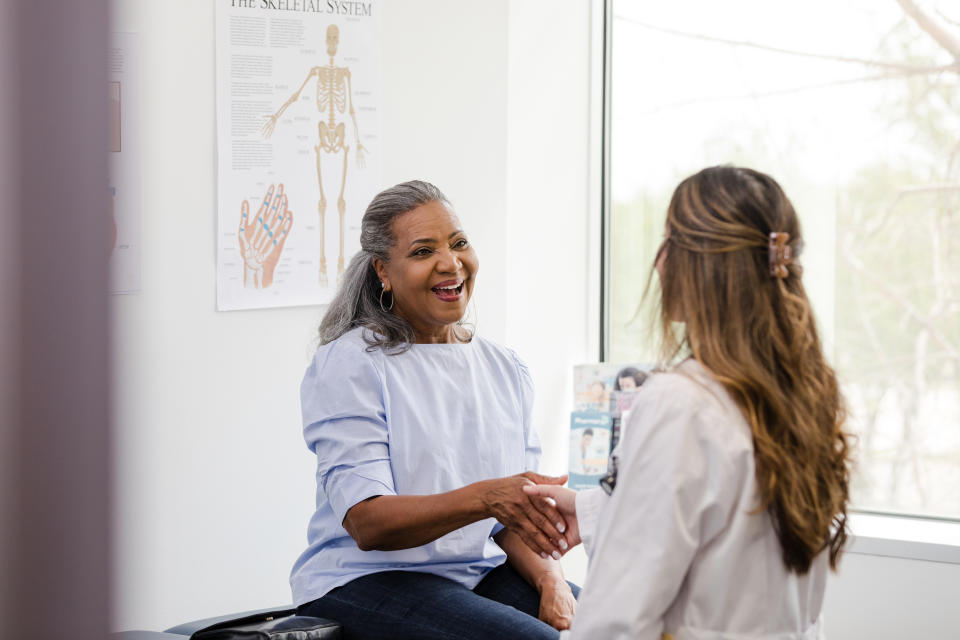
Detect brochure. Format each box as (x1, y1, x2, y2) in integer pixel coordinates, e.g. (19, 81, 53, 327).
(569, 362, 653, 490)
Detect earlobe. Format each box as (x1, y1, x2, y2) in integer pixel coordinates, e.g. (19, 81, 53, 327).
(372, 257, 389, 291)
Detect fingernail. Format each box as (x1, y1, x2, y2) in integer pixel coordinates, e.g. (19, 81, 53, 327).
(557, 522, 566, 534)
(540, 552, 549, 560)
(559, 539, 568, 550)
(551, 551, 562, 560)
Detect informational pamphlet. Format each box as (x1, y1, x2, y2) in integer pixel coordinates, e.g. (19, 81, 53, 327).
(215, 0, 382, 310)
(569, 362, 653, 490)
(568, 411, 613, 491)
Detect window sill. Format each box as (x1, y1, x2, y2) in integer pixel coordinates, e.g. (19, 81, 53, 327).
(848, 512, 960, 565)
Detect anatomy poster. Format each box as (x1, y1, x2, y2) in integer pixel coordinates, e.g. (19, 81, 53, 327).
(215, 0, 382, 311)
(108, 32, 141, 294)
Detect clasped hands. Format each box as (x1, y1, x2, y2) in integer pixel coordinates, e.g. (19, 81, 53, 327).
(481, 472, 580, 559)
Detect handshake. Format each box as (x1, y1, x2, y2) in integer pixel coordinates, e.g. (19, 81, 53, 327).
(480, 472, 580, 560)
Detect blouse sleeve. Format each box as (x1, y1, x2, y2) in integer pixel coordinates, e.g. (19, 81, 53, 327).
(490, 349, 541, 540)
(567, 375, 742, 640)
(300, 338, 396, 525)
(514, 353, 541, 472)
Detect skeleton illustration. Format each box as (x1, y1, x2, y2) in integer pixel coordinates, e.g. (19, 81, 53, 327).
(262, 24, 367, 286)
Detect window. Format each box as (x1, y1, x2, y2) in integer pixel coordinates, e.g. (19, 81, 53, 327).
(604, 0, 960, 519)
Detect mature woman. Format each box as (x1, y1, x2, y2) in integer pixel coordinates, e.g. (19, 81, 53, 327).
(530, 166, 853, 639)
(291, 180, 579, 639)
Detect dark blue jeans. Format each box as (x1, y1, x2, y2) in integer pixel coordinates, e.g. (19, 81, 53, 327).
(296, 563, 581, 640)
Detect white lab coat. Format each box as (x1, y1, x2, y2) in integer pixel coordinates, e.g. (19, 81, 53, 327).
(562, 359, 827, 640)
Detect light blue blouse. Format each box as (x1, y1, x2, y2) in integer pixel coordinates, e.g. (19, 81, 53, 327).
(290, 327, 541, 606)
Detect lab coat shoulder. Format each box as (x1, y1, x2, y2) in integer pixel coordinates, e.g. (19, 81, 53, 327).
(622, 361, 755, 492)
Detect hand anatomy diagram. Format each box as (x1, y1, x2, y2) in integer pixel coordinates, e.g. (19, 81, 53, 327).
(262, 24, 367, 287)
(239, 184, 294, 289)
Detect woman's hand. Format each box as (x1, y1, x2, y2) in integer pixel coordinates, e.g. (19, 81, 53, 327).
(495, 528, 575, 631)
(238, 183, 294, 289)
(523, 484, 581, 547)
(536, 574, 576, 631)
(479, 472, 571, 558)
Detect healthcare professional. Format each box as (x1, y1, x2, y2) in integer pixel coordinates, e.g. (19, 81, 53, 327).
(528, 166, 854, 640)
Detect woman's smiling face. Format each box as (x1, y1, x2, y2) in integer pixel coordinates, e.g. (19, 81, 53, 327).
(373, 200, 479, 343)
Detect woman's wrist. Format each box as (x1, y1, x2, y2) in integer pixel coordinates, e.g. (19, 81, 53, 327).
(534, 569, 569, 595)
(467, 479, 495, 519)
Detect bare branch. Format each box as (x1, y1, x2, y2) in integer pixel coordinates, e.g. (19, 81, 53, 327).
(615, 15, 956, 74)
(897, 0, 960, 61)
(844, 250, 960, 363)
(947, 138, 960, 178)
(635, 70, 941, 116)
(936, 8, 960, 30)
(862, 184, 960, 238)
(898, 183, 960, 193)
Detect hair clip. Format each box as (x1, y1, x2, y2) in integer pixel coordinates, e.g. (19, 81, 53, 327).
(769, 232, 792, 279)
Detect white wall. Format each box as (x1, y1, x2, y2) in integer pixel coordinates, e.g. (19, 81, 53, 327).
(505, 0, 597, 476)
(824, 552, 960, 638)
(505, 0, 597, 586)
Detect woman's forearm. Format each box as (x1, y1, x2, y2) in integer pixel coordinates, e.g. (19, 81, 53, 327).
(343, 472, 570, 556)
(343, 482, 489, 551)
(495, 528, 565, 590)
(496, 528, 576, 631)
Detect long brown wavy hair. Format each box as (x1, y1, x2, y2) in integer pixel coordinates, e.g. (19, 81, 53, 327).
(655, 166, 853, 573)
